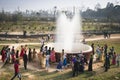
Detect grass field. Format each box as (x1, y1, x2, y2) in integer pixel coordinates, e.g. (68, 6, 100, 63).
(0, 21, 119, 33)
(87, 38, 120, 54)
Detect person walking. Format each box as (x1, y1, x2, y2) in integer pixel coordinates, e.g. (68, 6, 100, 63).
(11, 59, 21, 80)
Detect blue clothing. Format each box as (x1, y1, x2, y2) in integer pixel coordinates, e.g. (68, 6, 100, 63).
(63, 58, 67, 66)
(72, 57, 77, 63)
(57, 61, 62, 69)
(46, 60, 50, 67)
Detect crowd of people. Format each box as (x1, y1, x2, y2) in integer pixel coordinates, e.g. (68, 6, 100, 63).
(0, 41, 120, 79)
(92, 43, 120, 72)
(0, 45, 37, 80)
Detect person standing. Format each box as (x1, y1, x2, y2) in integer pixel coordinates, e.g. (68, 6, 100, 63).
(20, 45, 25, 58)
(88, 55, 93, 71)
(47, 47, 51, 55)
(45, 47, 51, 69)
(11, 46, 15, 63)
(63, 53, 67, 69)
(116, 54, 120, 67)
(6, 48, 11, 63)
(104, 44, 108, 55)
(16, 50, 19, 59)
(72, 56, 79, 77)
(11, 60, 21, 80)
(45, 54, 50, 71)
(33, 48, 37, 62)
(23, 51, 28, 70)
(2, 48, 11, 67)
(24, 45, 28, 53)
(1, 46, 6, 62)
(56, 60, 63, 72)
(91, 43, 95, 55)
(40, 42, 44, 53)
(15, 50, 19, 64)
(28, 48, 32, 62)
(112, 52, 116, 65)
(96, 45, 101, 61)
(110, 46, 114, 56)
(50, 48, 56, 62)
(104, 53, 110, 72)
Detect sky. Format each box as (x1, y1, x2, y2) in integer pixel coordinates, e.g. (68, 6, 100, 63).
(0, 0, 120, 12)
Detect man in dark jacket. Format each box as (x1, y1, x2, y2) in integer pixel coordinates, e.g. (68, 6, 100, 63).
(88, 55, 93, 71)
(23, 51, 28, 70)
(72, 56, 79, 77)
(104, 53, 110, 72)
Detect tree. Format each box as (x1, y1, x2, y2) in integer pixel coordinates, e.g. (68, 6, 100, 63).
(94, 3, 101, 11)
(53, 6, 57, 21)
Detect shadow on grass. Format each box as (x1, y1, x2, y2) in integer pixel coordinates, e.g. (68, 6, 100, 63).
(106, 72, 120, 80)
(31, 70, 96, 80)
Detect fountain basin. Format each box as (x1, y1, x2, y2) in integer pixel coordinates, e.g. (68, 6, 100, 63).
(45, 42, 92, 61)
(46, 43, 92, 54)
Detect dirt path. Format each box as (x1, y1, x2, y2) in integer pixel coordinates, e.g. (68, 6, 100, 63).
(0, 35, 120, 48)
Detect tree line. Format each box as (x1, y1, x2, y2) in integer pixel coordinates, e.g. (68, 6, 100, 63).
(82, 2, 120, 23)
(0, 2, 120, 22)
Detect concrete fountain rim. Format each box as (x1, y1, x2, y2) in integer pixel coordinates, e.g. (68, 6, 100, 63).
(45, 42, 92, 54)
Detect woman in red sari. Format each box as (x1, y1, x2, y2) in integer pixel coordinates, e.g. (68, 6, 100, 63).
(20, 45, 25, 58)
(1, 47, 6, 62)
(50, 48, 56, 62)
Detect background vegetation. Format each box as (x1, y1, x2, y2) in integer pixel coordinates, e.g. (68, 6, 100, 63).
(0, 2, 120, 33)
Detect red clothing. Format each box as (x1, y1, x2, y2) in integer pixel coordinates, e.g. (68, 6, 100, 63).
(112, 54, 116, 65)
(11, 54, 15, 62)
(14, 62, 19, 73)
(1, 50, 6, 62)
(20, 48, 25, 57)
(12, 48, 15, 53)
(50, 50, 56, 62)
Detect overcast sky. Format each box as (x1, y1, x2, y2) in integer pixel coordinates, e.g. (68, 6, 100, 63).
(0, 0, 120, 12)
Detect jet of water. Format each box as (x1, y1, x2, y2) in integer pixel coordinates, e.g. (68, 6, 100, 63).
(55, 11, 83, 52)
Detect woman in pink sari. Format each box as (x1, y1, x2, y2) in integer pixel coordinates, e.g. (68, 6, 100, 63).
(112, 52, 116, 65)
(50, 48, 56, 62)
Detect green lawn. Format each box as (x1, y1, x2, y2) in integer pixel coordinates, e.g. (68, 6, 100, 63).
(0, 21, 119, 33)
(27, 45, 40, 49)
(87, 38, 120, 54)
(0, 39, 17, 44)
